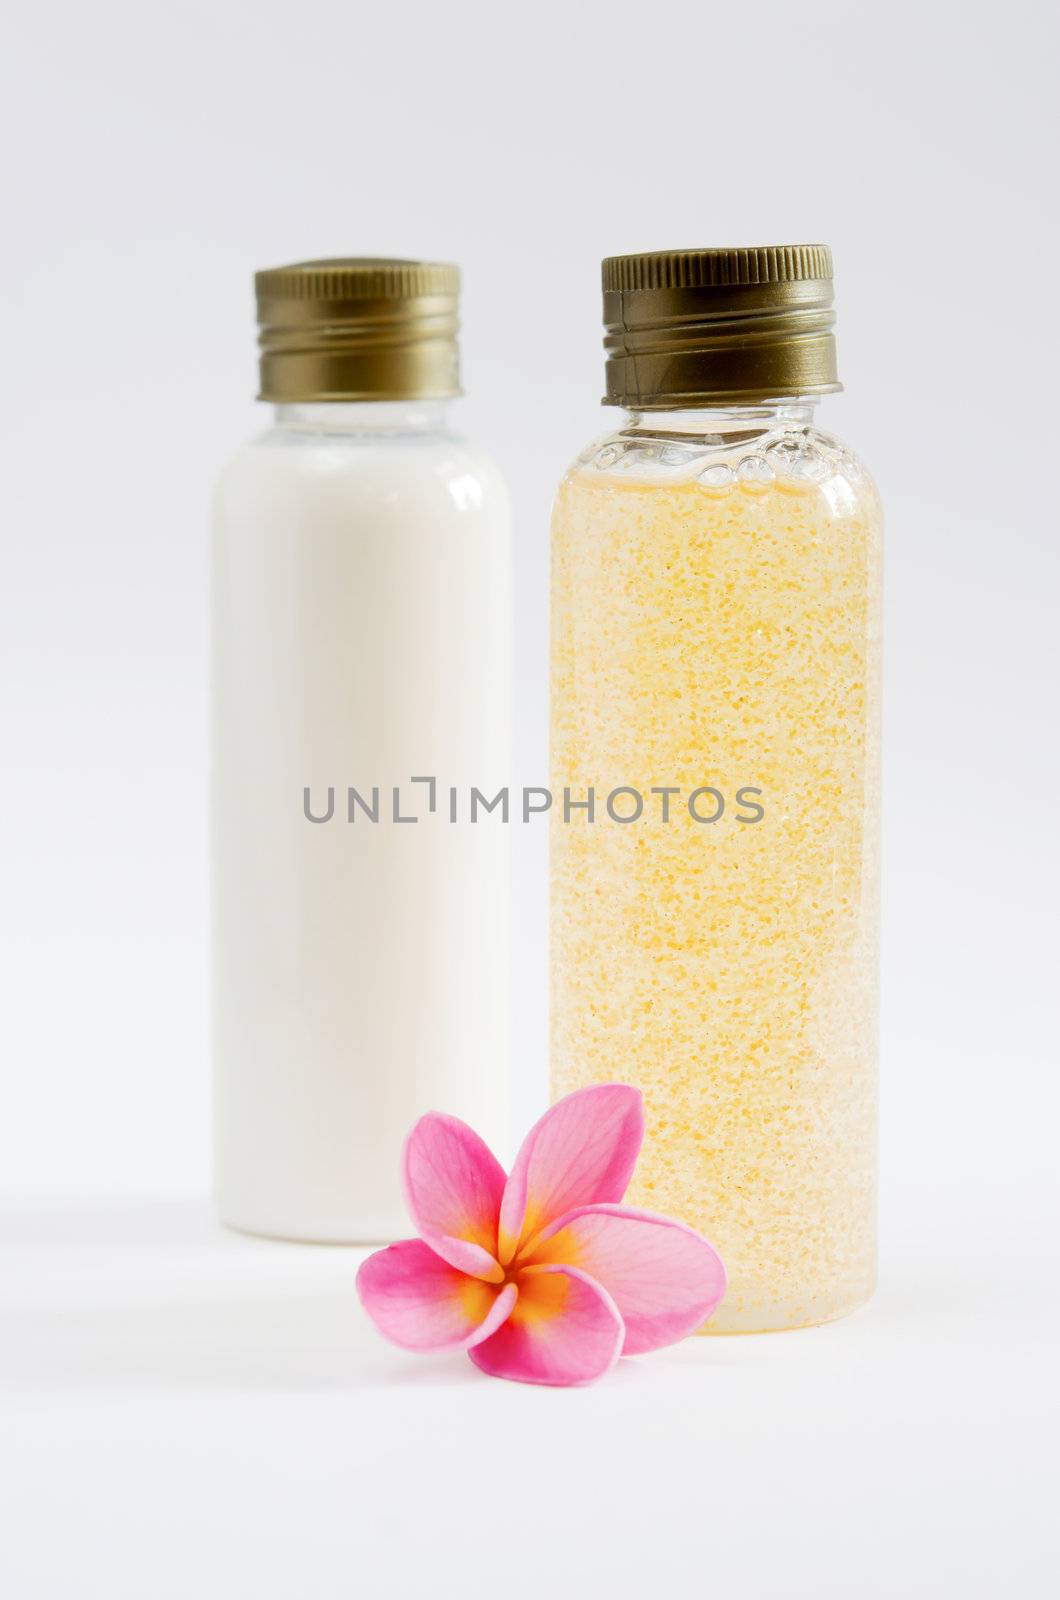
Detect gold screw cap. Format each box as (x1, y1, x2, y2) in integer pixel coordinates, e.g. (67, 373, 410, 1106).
(601, 245, 840, 408)
(255, 258, 460, 403)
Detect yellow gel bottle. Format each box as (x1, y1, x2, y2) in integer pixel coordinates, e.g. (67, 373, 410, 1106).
(550, 246, 881, 1332)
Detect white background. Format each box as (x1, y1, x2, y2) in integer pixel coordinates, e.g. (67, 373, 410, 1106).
(2, 1, 1057, 1595)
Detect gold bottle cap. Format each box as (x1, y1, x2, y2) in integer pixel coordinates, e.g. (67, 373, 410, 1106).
(601, 245, 840, 408)
(255, 258, 461, 403)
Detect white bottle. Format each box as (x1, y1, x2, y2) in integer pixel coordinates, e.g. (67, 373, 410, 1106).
(211, 259, 510, 1241)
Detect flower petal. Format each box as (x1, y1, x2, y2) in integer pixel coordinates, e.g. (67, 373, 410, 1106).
(497, 1084, 644, 1264)
(357, 1238, 516, 1352)
(401, 1112, 507, 1282)
(468, 1264, 624, 1386)
(526, 1203, 727, 1352)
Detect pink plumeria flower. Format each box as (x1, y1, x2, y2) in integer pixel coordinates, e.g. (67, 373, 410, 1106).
(356, 1084, 726, 1386)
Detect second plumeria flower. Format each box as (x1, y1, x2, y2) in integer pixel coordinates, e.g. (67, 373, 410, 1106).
(357, 1084, 726, 1385)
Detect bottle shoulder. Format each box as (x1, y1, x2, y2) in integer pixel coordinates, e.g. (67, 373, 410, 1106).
(560, 415, 879, 513)
(212, 427, 509, 524)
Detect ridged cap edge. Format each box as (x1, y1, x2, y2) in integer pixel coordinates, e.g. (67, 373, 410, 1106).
(255, 258, 459, 303)
(602, 245, 833, 294)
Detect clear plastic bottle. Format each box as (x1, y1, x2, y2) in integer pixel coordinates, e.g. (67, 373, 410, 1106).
(212, 260, 510, 1242)
(550, 247, 881, 1331)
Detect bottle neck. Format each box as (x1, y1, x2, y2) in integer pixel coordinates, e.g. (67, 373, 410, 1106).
(271, 399, 453, 436)
(620, 398, 819, 440)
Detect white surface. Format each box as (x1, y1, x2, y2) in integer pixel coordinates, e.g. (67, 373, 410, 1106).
(3, 1199, 1054, 1598)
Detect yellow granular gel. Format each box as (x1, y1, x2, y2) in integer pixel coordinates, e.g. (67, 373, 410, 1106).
(550, 454, 882, 1333)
